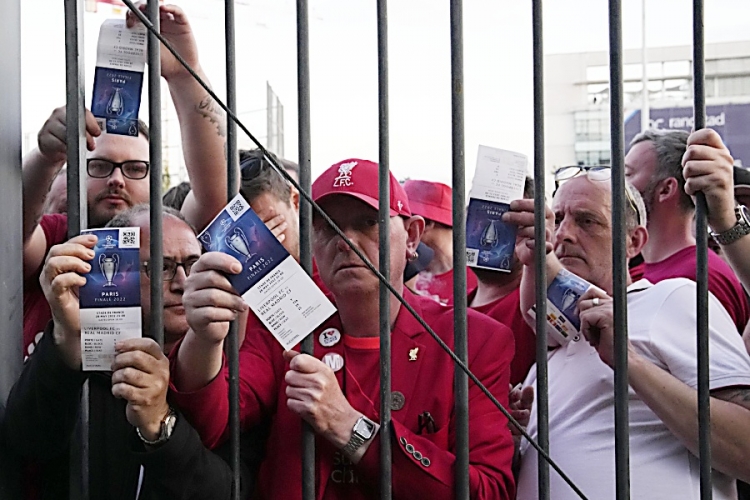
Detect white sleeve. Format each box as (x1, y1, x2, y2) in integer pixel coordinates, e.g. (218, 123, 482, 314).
(648, 281, 750, 391)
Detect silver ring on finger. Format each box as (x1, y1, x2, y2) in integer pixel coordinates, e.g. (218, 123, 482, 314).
(592, 297, 600, 307)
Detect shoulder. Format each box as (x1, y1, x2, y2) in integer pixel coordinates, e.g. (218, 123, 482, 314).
(40, 214, 69, 245)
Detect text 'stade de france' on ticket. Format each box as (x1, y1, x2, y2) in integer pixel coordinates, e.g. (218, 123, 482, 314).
(198, 194, 337, 351)
(91, 19, 147, 137)
(466, 145, 528, 272)
(79, 227, 142, 371)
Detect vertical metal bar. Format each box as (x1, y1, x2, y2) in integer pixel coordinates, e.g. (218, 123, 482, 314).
(449, 0, 469, 497)
(692, 1, 712, 498)
(608, 1, 631, 498)
(640, 0, 649, 132)
(65, 1, 89, 498)
(65, 0, 88, 237)
(376, 0, 392, 498)
(296, 1, 316, 498)
(531, 1, 550, 498)
(147, 0, 164, 347)
(225, 0, 241, 497)
(0, 0, 24, 496)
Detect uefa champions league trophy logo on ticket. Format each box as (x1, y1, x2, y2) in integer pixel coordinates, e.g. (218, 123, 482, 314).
(107, 88, 125, 116)
(226, 228, 255, 262)
(99, 253, 120, 287)
(480, 220, 500, 249)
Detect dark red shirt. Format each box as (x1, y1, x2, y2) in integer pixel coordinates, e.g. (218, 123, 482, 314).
(469, 288, 536, 385)
(642, 245, 750, 333)
(23, 214, 69, 360)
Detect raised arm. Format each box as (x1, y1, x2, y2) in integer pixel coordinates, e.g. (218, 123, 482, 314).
(127, 3, 234, 231)
(502, 198, 560, 328)
(683, 128, 750, 291)
(22, 108, 101, 279)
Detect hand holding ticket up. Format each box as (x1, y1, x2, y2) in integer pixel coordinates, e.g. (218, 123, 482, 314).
(196, 194, 336, 350)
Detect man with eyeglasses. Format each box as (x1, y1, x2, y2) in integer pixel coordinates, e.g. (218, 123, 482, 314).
(4, 205, 263, 499)
(505, 172, 750, 499)
(21, 3, 231, 364)
(624, 129, 749, 333)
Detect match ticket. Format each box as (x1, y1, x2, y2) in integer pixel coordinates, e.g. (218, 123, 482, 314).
(79, 227, 142, 371)
(198, 194, 337, 350)
(91, 19, 147, 136)
(465, 145, 528, 272)
(529, 268, 593, 346)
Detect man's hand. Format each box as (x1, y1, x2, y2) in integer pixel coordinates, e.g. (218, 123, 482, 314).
(508, 384, 534, 445)
(682, 128, 737, 232)
(283, 351, 361, 449)
(183, 252, 248, 345)
(40, 234, 97, 369)
(258, 210, 288, 245)
(127, 3, 200, 82)
(37, 106, 101, 166)
(578, 288, 639, 369)
(502, 199, 555, 267)
(111, 338, 171, 441)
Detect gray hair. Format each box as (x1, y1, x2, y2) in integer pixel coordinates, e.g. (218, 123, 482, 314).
(629, 129, 692, 211)
(106, 204, 196, 234)
(625, 181, 647, 231)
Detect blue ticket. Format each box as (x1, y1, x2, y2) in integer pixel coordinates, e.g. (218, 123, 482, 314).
(199, 194, 336, 350)
(79, 227, 142, 371)
(91, 19, 146, 137)
(529, 268, 593, 346)
(465, 199, 517, 271)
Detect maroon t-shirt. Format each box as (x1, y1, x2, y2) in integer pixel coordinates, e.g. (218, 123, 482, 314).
(642, 245, 750, 333)
(414, 267, 478, 306)
(469, 288, 536, 386)
(23, 214, 69, 360)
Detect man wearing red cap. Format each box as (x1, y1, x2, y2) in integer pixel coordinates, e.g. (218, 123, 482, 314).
(403, 180, 478, 305)
(169, 159, 516, 499)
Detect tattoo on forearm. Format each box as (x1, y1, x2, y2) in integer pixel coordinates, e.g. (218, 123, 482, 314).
(196, 95, 227, 138)
(714, 386, 750, 409)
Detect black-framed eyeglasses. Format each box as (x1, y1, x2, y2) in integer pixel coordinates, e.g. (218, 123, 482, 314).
(553, 165, 642, 226)
(87, 159, 150, 180)
(142, 257, 199, 281)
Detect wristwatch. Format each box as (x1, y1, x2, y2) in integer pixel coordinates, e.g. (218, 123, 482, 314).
(137, 407, 177, 447)
(341, 415, 376, 456)
(710, 205, 750, 246)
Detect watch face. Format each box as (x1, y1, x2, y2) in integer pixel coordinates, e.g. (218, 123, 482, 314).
(354, 418, 375, 439)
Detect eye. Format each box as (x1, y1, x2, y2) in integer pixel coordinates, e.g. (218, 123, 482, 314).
(365, 219, 378, 227)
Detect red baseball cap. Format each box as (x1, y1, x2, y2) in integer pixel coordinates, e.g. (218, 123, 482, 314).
(403, 180, 453, 227)
(312, 159, 412, 217)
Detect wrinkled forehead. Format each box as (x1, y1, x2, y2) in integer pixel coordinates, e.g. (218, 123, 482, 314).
(552, 176, 612, 214)
(88, 132, 149, 162)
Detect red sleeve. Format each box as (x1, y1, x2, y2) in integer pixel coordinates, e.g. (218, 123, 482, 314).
(706, 255, 750, 333)
(169, 324, 283, 449)
(26, 214, 69, 283)
(355, 320, 516, 499)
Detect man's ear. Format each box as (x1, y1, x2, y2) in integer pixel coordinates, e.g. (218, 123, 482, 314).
(626, 225, 648, 260)
(403, 215, 425, 254)
(290, 185, 300, 211)
(658, 177, 680, 204)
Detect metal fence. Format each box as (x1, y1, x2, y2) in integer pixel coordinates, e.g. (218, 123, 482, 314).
(0, 0, 716, 498)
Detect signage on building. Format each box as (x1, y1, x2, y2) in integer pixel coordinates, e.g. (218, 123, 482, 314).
(625, 103, 750, 166)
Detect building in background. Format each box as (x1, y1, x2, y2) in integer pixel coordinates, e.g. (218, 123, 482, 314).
(546, 41, 750, 170)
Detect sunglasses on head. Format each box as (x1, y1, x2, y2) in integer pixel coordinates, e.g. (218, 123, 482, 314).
(553, 165, 642, 226)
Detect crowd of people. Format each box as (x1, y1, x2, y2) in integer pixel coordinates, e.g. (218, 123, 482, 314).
(2, 3, 750, 499)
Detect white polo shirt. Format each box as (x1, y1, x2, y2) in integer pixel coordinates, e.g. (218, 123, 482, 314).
(517, 278, 750, 500)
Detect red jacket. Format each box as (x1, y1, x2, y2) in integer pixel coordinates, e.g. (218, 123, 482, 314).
(170, 290, 515, 499)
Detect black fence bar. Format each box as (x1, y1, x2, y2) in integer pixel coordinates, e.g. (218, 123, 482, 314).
(64, 1, 89, 498)
(224, 0, 242, 496)
(449, 1, 470, 498)
(146, 0, 164, 346)
(0, 0, 23, 412)
(295, 0, 316, 498)
(607, 1, 631, 498)
(376, 0, 393, 497)
(692, 1, 712, 498)
(531, 1, 550, 498)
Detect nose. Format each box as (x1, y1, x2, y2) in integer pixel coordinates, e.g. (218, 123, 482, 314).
(554, 215, 576, 247)
(169, 265, 188, 293)
(107, 166, 126, 189)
